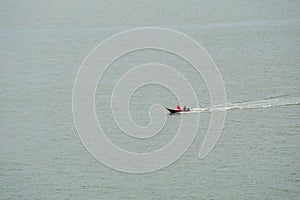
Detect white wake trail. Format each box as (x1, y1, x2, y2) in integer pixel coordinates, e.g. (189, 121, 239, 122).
(192, 96, 300, 112)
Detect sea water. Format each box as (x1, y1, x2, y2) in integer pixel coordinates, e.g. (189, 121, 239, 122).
(1, 1, 300, 199)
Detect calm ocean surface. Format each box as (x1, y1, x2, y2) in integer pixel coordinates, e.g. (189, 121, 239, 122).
(1, 1, 300, 199)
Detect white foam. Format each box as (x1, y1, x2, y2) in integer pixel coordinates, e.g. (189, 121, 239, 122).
(191, 97, 300, 113)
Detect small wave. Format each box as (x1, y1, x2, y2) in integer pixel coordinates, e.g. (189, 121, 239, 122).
(262, 94, 291, 100)
(193, 97, 300, 112)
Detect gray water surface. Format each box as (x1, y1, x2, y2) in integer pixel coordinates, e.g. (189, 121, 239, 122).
(1, 1, 300, 199)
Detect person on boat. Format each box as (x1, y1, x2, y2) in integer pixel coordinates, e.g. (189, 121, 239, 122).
(183, 106, 187, 111)
(177, 105, 181, 111)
